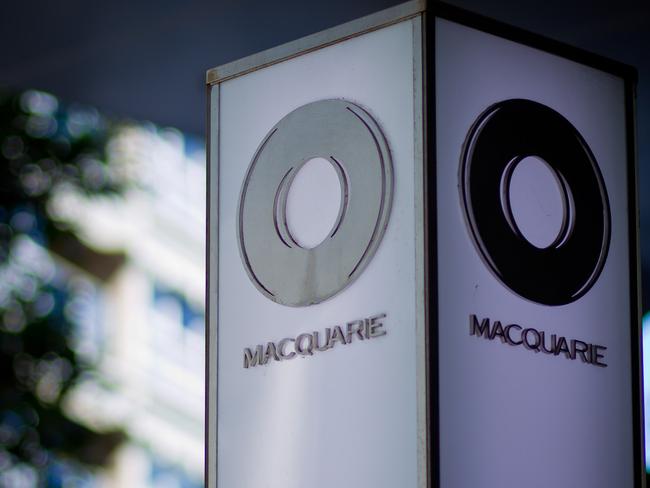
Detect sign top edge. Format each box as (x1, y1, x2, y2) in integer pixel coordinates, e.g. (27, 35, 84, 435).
(205, 0, 426, 85)
(205, 0, 637, 87)
(433, 2, 637, 84)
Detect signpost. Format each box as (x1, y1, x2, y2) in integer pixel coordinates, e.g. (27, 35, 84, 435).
(206, 2, 643, 486)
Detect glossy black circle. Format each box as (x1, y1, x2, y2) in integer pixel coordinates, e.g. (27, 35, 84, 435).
(460, 99, 610, 306)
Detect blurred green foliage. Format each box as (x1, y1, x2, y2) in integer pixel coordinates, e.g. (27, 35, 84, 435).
(0, 89, 124, 485)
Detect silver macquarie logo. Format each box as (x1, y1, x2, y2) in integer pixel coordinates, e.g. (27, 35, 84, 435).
(460, 99, 611, 306)
(237, 99, 393, 307)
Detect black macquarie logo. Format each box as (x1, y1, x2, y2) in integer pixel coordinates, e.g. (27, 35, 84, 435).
(460, 99, 611, 306)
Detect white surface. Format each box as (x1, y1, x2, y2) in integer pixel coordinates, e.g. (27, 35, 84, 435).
(509, 156, 566, 249)
(285, 157, 342, 249)
(216, 20, 420, 488)
(436, 18, 633, 488)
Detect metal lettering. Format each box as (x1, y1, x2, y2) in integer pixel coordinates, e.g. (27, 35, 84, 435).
(469, 314, 490, 338)
(295, 333, 314, 356)
(263, 342, 280, 364)
(368, 314, 387, 338)
(242, 313, 389, 369)
(346, 320, 365, 342)
(573, 340, 589, 363)
(539, 331, 555, 354)
(313, 329, 332, 351)
(489, 321, 506, 342)
(593, 345, 608, 367)
(243, 345, 264, 369)
(468, 314, 608, 369)
(504, 324, 522, 345)
(277, 338, 296, 360)
(554, 336, 573, 359)
(328, 326, 347, 347)
(522, 328, 541, 352)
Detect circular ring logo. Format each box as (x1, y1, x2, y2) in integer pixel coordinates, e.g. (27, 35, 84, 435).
(238, 99, 393, 307)
(460, 99, 611, 306)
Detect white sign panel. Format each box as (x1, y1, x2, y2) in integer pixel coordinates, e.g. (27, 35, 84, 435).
(207, 6, 427, 488)
(435, 16, 641, 488)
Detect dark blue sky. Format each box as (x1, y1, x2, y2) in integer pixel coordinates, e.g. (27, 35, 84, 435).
(1, 0, 648, 285)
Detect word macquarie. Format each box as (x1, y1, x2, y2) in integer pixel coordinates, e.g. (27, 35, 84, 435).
(243, 313, 387, 369)
(469, 314, 607, 368)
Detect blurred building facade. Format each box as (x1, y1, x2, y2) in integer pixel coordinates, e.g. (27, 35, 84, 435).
(50, 123, 205, 487)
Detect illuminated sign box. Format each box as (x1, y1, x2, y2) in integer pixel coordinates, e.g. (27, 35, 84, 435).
(206, 1, 643, 486)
